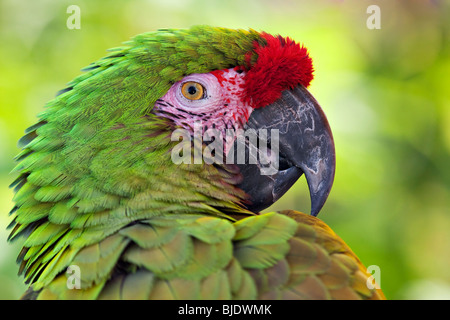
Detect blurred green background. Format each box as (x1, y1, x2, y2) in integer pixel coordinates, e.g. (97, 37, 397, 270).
(0, 0, 449, 299)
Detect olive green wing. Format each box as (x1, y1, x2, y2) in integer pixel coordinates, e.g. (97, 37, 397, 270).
(26, 211, 383, 300)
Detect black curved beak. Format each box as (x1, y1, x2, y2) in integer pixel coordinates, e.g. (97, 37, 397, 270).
(233, 85, 335, 216)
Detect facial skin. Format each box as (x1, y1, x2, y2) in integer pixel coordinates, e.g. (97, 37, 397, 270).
(154, 67, 254, 137)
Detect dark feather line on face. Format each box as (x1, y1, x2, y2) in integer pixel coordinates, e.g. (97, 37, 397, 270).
(155, 99, 213, 122)
(153, 109, 187, 120)
(221, 119, 228, 131)
(176, 108, 202, 118)
(225, 119, 236, 131)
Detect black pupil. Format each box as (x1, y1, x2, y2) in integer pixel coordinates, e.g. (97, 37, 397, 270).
(188, 86, 197, 95)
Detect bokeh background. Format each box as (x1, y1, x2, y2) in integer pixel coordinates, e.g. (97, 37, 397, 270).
(0, 0, 449, 299)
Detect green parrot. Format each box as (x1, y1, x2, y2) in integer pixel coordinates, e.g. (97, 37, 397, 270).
(8, 26, 384, 300)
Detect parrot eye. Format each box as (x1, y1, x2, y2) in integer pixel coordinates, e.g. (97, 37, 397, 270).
(181, 82, 205, 100)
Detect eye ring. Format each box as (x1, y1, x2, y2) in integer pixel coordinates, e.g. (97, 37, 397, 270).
(181, 81, 205, 100)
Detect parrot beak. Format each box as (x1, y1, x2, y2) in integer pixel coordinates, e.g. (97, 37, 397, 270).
(233, 85, 335, 216)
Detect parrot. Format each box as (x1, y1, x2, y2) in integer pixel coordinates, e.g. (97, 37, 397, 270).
(8, 25, 385, 300)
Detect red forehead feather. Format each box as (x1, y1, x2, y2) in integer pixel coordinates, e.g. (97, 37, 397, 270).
(244, 33, 314, 109)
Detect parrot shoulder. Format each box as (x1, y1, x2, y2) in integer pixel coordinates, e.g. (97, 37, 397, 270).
(261, 210, 386, 300)
(25, 211, 384, 300)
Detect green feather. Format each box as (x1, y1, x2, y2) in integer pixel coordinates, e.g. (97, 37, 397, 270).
(200, 270, 231, 300)
(119, 270, 155, 300)
(123, 230, 193, 275)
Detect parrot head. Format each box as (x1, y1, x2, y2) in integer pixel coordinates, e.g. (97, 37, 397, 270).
(10, 26, 335, 248)
(150, 27, 335, 215)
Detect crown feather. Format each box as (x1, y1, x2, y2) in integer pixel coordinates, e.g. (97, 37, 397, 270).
(244, 33, 314, 109)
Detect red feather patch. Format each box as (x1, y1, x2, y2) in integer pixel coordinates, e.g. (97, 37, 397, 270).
(244, 33, 314, 109)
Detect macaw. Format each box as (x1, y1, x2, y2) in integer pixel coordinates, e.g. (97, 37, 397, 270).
(8, 26, 384, 300)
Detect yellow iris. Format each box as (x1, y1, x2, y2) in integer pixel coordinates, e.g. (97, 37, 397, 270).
(181, 82, 205, 100)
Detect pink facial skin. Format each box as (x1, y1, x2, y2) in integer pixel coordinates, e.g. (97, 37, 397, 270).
(154, 67, 254, 137)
